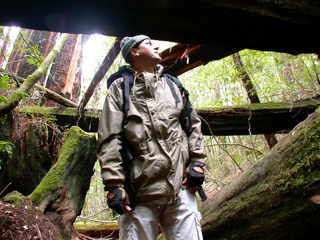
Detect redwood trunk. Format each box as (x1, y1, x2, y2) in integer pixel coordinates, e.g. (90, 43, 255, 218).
(201, 107, 320, 239)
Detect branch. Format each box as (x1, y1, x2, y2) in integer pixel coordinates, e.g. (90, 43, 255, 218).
(0, 33, 69, 117)
(0, 67, 78, 108)
(200, 116, 244, 172)
(78, 37, 121, 112)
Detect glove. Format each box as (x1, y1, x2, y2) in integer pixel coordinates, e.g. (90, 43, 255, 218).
(106, 187, 131, 215)
(185, 161, 205, 187)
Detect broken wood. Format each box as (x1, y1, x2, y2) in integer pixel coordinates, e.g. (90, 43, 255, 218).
(200, 106, 320, 239)
(78, 37, 121, 112)
(161, 44, 241, 76)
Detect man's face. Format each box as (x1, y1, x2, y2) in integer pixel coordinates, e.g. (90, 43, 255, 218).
(134, 39, 162, 63)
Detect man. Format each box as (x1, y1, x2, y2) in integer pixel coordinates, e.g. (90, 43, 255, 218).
(97, 35, 207, 240)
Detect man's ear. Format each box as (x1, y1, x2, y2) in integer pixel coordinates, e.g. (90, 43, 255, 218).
(130, 47, 139, 57)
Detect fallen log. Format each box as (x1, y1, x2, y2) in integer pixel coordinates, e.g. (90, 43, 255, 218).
(200, 107, 320, 239)
(19, 96, 320, 136)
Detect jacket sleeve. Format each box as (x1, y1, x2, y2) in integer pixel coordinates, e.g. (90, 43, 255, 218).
(96, 79, 125, 188)
(180, 92, 207, 165)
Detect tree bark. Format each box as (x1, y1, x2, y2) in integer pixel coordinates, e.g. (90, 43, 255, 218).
(41, 34, 89, 107)
(201, 107, 320, 239)
(233, 52, 278, 148)
(0, 33, 69, 117)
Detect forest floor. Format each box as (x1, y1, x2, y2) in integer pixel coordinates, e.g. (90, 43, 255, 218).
(0, 198, 59, 240)
(0, 198, 98, 240)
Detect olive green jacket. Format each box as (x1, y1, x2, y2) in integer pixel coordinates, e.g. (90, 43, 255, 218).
(97, 65, 206, 205)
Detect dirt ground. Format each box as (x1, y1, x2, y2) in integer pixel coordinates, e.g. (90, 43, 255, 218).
(0, 198, 59, 240)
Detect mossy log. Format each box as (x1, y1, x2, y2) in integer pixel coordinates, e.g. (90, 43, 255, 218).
(200, 107, 320, 239)
(19, 95, 320, 136)
(23, 126, 97, 239)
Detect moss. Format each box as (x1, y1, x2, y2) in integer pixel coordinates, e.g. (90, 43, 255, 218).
(74, 221, 119, 231)
(19, 106, 100, 119)
(198, 98, 320, 112)
(28, 126, 96, 205)
(3, 191, 26, 205)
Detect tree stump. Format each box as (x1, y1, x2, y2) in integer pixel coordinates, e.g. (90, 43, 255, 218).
(24, 126, 97, 239)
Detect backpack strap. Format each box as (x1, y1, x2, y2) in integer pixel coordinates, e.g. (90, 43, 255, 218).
(163, 74, 193, 136)
(163, 74, 181, 104)
(107, 66, 127, 88)
(106, 66, 134, 112)
(122, 70, 134, 112)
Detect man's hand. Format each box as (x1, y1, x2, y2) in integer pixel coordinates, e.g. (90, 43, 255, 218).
(106, 187, 132, 214)
(183, 162, 205, 194)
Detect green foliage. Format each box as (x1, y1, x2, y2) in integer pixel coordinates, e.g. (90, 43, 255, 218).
(11, 91, 28, 101)
(24, 45, 44, 67)
(0, 75, 10, 103)
(20, 42, 44, 67)
(180, 50, 320, 108)
(0, 140, 14, 168)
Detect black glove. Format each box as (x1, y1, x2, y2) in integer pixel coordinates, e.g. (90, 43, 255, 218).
(106, 187, 130, 215)
(186, 161, 205, 187)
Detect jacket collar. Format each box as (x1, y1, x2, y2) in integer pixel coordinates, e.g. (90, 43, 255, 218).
(126, 64, 164, 77)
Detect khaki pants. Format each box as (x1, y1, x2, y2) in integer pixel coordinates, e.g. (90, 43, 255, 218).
(118, 190, 203, 240)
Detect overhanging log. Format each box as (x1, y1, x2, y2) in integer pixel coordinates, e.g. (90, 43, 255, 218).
(19, 96, 320, 136)
(201, 106, 320, 239)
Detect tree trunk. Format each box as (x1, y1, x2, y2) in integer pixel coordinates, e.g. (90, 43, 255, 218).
(6, 29, 58, 80)
(29, 126, 96, 239)
(5, 29, 88, 108)
(0, 27, 11, 66)
(41, 34, 89, 107)
(201, 107, 320, 239)
(0, 110, 64, 197)
(233, 52, 278, 148)
(0, 33, 69, 117)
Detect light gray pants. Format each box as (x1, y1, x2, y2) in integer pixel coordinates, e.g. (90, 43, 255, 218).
(118, 190, 203, 240)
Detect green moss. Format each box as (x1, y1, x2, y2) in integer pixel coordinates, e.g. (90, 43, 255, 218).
(28, 126, 92, 205)
(19, 106, 100, 119)
(74, 221, 119, 231)
(3, 191, 26, 205)
(198, 98, 319, 112)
